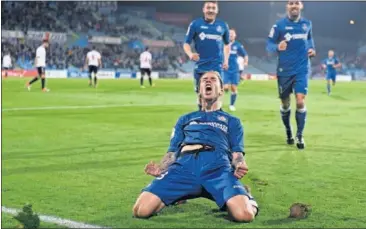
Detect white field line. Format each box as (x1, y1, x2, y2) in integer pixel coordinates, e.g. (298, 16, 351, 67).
(2, 206, 108, 228)
(2, 102, 194, 112)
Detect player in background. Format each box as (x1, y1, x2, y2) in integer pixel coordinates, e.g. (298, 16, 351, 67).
(237, 55, 248, 83)
(133, 71, 258, 222)
(26, 39, 50, 92)
(183, 0, 230, 109)
(322, 50, 341, 95)
(2, 51, 12, 78)
(223, 29, 248, 111)
(139, 47, 153, 88)
(84, 46, 102, 87)
(266, 0, 316, 149)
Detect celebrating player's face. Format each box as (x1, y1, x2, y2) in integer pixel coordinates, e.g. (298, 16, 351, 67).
(229, 30, 236, 42)
(286, 0, 303, 19)
(203, 2, 218, 22)
(328, 50, 334, 58)
(200, 72, 222, 100)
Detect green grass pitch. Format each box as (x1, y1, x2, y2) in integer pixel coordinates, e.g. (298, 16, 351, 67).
(2, 78, 366, 228)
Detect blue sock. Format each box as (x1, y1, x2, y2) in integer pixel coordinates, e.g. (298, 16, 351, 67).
(230, 93, 237, 106)
(327, 83, 331, 94)
(296, 107, 307, 137)
(280, 107, 292, 132)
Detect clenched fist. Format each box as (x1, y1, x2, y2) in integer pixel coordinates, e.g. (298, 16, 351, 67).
(145, 161, 161, 177)
(189, 53, 200, 62)
(234, 161, 249, 179)
(278, 40, 288, 51)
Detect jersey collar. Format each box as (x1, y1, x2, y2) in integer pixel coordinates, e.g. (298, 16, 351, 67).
(203, 17, 216, 25)
(286, 15, 302, 23)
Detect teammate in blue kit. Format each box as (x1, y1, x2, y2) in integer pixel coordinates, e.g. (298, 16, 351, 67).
(322, 50, 341, 95)
(133, 71, 259, 222)
(183, 1, 230, 108)
(223, 29, 248, 111)
(266, 0, 316, 149)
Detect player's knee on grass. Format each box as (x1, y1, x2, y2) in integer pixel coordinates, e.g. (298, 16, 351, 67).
(133, 192, 165, 218)
(226, 195, 256, 222)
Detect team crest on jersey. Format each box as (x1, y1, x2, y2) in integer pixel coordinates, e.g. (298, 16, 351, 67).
(217, 115, 227, 123)
(233, 46, 238, 50)
(216, 25, 223, 33)
(302, 23, 308, 31)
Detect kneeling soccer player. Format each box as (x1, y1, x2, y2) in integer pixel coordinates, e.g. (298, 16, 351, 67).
(133, 71, 258, 222)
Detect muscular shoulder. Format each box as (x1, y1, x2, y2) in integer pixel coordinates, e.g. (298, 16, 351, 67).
(235, 41, 244, 48)
(215, 18, 229, 29)
(190, 18, 203, 27)
(300, 17, 312, 24)
(215, 18, 227, 25)
(273, 18, 287, 29)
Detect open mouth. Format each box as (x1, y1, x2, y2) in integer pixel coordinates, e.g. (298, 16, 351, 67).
(205, 84, 212, 93)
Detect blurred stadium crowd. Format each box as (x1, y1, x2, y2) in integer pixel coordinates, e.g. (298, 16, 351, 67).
(1, 1, 366, 78)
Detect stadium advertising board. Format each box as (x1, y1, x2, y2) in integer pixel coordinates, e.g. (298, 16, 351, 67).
(136, 71, 159, 79)
(1, 69, 38, 77)
(27, 31, 67, 43)
(45, 70, 67, 78)
(96, 71, 115, 79)
(89, 36, 121, 45)
(142, 39, 175, 48)
(336, 74, 352, 82)
(115, 70, 132, 79)
(159, 72, 178, 79)
(250, 74, 270, 80)
(1, 30, 24, 38)
(178, 72, 193, 79)
(67, 69, 89, 78)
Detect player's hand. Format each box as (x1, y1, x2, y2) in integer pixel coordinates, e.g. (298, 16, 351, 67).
(189, 53, 200, 62)
(222, 61, 229, 70)
(234, 161, 249, 179)
(144, 161, 161, 177)
(278, 40, 287, 51)
(308, 48, 316, 57)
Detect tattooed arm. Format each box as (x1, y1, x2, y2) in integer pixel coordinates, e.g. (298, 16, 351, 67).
(232, 152, 248, 179)
(229, 117, 248, 179)
(145, 152, 176, 177)
(159, 152, 176, 173)
(145, 116, 185, 177)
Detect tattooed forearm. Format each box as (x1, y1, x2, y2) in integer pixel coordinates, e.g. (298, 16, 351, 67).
(159, 152, 176, 172)
(232, 152, 244, 167)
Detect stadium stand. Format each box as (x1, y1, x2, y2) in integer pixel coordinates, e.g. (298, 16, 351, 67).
(1, 1, 365, 78)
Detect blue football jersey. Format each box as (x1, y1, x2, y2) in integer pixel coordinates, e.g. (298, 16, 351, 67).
(266, 17, 315, 77)
(168, 110, 244, 166)
(323, 57, 339, 74)
(185, 17, 230, 73)
(227, 41, 247, 73)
